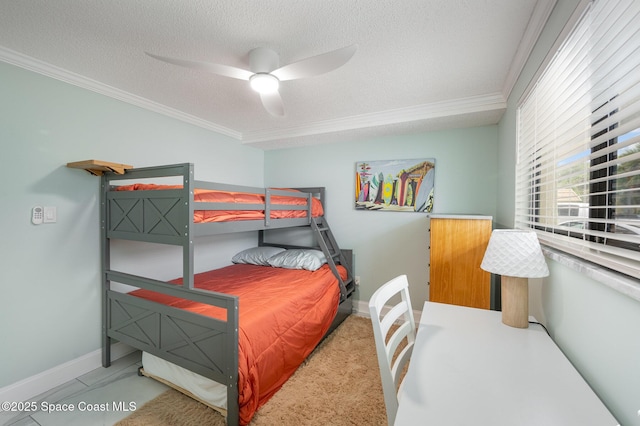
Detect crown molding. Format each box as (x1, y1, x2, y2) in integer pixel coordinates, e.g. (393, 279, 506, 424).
(0, 46, 242, 140)
(502, 0, 557, 99)
(241, 93, 506, 143)
(1, 46, 506, 146)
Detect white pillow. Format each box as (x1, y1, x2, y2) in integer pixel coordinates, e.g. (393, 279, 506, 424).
(231, 246, 286, 266)
(267, 249, 327, 271)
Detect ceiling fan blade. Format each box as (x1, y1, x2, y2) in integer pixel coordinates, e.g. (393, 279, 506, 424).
(145, 52, 253, 81)
(271, 44, 358, 82)
(260, 91, 285, 117)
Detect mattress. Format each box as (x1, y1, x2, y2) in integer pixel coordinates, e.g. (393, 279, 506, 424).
(130, 262, 346, 425)
(114, 183, 324, 223)
(142, 351, 228, 411)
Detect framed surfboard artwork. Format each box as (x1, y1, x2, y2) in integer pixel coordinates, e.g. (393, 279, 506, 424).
(355, 158, 435, 212)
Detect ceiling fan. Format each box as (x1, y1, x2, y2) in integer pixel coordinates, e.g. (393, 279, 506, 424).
(145, 44, 358, 117)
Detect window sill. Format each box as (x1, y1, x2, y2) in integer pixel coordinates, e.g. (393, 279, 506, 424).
(542, 246, 640, 303)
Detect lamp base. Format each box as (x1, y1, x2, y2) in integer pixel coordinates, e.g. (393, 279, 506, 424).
(501, 276, 529, 328)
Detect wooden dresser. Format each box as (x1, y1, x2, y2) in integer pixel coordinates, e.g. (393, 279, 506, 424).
(428, 214, 492, 309)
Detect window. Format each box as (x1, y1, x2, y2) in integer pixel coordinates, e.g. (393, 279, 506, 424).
(516, 0, 640, 278)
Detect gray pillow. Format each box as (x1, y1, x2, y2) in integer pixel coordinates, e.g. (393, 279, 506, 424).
(267, 249, 327, 271)
(231, 246, 286, 266)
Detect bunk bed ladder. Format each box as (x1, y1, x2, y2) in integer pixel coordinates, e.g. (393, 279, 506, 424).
(311, 217, 354, 300)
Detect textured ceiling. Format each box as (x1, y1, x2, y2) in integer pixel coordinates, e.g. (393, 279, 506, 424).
(0, 0, 555, 149)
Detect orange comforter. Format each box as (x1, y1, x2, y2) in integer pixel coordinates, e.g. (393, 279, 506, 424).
(130, 263, 345, 425)
(115, 184, 324, 223)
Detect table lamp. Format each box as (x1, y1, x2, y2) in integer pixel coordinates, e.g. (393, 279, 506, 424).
(480, 229, 549, 328)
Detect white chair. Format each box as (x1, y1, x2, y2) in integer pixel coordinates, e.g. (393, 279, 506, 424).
(369, 275, 417, 426)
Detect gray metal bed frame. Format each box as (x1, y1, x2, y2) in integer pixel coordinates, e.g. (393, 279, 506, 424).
(100, 163, 354, 425)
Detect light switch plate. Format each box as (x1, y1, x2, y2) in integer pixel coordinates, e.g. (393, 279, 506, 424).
(43, 206, 57, 223)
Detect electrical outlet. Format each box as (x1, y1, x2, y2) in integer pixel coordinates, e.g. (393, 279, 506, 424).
(354, 276, 361, 286)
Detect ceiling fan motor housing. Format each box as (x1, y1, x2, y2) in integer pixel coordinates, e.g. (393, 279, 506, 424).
(249, 47, 280, 73)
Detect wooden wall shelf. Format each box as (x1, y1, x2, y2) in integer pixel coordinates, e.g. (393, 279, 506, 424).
(66, 160, 133, 176)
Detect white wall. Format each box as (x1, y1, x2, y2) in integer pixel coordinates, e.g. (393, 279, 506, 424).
(496, 1, 640, 424)
(265, 126, 498, 311)
(0, 61, 264, 389)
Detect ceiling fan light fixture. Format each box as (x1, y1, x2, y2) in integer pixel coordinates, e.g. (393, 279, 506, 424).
(147, 44, 357, 116)
(250, 73, 279, 94)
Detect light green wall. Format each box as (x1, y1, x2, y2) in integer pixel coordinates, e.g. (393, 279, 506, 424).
(0, 61, 264, 388)
(539, 260, 640, 425)
(497, 1, 640, 424)
(265, 126, 499, 310)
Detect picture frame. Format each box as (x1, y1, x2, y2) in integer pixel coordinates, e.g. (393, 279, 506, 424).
(355, 158, 435, 212)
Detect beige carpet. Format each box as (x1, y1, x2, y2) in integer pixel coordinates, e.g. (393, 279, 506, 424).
(116, 315, 389, 425)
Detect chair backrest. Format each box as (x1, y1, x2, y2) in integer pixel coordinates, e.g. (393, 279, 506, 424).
(368, 275, 416, 426)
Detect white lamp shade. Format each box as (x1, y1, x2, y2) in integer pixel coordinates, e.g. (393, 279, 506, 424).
(481, 229, 549, 278)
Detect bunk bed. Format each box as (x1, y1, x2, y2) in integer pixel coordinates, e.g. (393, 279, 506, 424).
(100, 163, 354, 426)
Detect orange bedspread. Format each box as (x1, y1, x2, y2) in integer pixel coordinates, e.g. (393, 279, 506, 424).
(130, 263, 345, 425)
(115, 184, 324, 223)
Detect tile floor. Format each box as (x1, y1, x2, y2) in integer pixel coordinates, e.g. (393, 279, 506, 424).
(1, 351, 168, 426)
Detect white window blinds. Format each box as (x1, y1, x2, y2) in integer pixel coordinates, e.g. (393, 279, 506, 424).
(515, 0, 640, 278)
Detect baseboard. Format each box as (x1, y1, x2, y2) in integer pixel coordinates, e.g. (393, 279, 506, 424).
(352, 299, 422, 324)
(0, 342, 136, 403)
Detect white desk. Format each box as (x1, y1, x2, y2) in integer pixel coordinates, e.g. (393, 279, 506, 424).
(394, 302, 618, 426)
